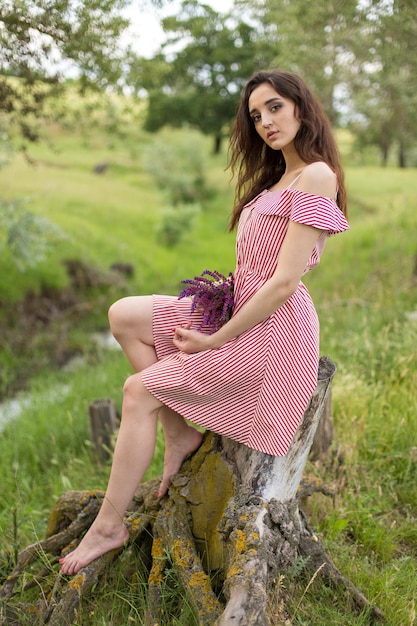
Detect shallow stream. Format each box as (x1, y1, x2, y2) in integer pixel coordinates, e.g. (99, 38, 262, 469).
(0, 331, 120, 432)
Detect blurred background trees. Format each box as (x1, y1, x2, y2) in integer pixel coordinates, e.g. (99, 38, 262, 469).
(1, 0, 416, 162)
(129, 0, 273, 154)
(1, 0, 416, 260)
(0, 0, 131, 146)
(348, 0, 417, 167)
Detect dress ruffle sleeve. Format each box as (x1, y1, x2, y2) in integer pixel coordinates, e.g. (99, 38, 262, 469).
(288, 189, 349, 236)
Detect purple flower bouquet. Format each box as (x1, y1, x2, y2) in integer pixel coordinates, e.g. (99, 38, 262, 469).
(178, 269, 234, 334)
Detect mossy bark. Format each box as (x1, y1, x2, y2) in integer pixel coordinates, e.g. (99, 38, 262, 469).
(0, 357, 384, 625)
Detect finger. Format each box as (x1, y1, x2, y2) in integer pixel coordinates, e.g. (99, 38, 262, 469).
(172, 322, 190, 334)
(172, 326, 183, 339)
(176, 325, 192, 339)
(173, 326, 184, 338)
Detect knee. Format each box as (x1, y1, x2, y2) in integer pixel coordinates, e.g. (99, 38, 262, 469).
(122, 373, 161, 413)
(123, 373, 147, 401)
(108, 295, 151, 341)
(108, 298, 129, 338)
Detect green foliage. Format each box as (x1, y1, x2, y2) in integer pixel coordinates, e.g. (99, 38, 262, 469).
(142, 128, 208, 205)
(50, 86, 148, 152)
(0, 196, 67, 270)
(0, 0, 129, 83)
(0, 0, 157, 147)
(345, 0, 417, 166)
(157, 203, 201, 247)
(133, 0, 271, 153)
(142, 128, 210, 246)
(0, 120, 13, 169)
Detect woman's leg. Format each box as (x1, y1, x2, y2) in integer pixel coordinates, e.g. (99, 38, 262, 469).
(60, 297, 203, 575)
(108, 296, 203, 497)
(60, 374, 161, 575)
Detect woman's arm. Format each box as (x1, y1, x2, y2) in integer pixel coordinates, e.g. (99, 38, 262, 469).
(173, 162, 336, 354)
(172, 220, 323, 354)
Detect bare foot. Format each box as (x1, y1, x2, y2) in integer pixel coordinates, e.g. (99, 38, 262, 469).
(157, 426, 204, 498)
(59, 520, 129, 575)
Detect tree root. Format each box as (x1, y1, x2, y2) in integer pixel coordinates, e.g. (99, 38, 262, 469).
(0, 465, 385, 626)
(150, 494, 223, 625)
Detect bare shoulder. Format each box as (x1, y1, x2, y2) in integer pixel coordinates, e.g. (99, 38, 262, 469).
(295, 162, 337, 198)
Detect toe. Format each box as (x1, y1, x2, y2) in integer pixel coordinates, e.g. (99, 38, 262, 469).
(156, 479, 170, 498)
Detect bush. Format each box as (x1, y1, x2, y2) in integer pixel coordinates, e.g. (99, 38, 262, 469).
(0, 196, 67, 270)
(142, 128, 207, 205)
(156, 203, 201, 247)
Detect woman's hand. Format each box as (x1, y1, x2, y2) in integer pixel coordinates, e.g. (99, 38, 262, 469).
(172, 323, 213, 354)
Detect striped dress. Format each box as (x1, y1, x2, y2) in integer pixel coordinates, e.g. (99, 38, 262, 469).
(141, 185, 349, 456)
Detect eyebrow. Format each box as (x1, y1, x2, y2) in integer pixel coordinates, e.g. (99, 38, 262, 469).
(249, 97, 283, 115)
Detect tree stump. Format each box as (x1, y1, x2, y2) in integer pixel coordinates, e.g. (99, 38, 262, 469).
(0, 357, 385, 625)
(310, 387, 333, 461)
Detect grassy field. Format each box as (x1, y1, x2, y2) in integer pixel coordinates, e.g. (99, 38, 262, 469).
(0, 124, 416, 625)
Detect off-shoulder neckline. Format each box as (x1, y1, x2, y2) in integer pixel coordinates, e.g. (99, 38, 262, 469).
(264, 187, 336, 202)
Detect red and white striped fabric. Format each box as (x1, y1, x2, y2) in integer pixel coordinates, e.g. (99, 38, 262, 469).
(141, 187, 349, 456)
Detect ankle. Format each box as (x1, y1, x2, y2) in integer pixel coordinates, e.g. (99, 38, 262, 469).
(92, 516, 125, 537)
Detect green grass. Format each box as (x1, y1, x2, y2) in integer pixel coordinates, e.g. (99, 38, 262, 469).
(0, 127, 235, 301)
(1, 125, 417, 624)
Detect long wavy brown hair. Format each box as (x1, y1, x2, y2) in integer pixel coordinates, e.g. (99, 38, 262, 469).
(228, 70, 347, 230)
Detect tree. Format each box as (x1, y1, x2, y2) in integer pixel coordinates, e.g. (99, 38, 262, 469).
(239, 0, 359, 125)
(130, 0, 275, 153)
(0, 0, 135, 144)
(237, 0, 417, 165)
(0, 0, 129, 271)
(347, 0, 417, 167)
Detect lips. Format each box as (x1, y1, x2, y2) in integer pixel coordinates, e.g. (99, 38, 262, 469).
(267, 131, 278, 139)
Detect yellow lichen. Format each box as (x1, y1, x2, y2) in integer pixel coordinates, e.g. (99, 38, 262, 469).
(187, 449, 237, 570)
(189, 571, 210, 588)
(234, 529, 247, 554)
(196, 593, 221, 616)
(151, 537, 165, 559)
(148, 538, 166, 584)
(129, 516, 142, 532)
(68, 572, 86, 592)
(225, 564, 241, 580)
(148, 567, 164, 585)
(172, 538, 194, 569)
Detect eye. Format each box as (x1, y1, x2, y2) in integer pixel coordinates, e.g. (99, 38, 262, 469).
(271, 103, 282, 112)
(251, 113, 261, 123)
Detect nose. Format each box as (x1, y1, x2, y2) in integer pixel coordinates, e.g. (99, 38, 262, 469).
(261, 112, 272, 127)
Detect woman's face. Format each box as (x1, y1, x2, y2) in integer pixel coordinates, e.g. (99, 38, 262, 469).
(248, 82, 300, 152)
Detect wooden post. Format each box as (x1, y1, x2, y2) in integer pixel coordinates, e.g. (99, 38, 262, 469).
(88, 398, 118, 462)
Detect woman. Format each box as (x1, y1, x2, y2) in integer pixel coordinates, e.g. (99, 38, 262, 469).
(60, 69, 349, 575)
